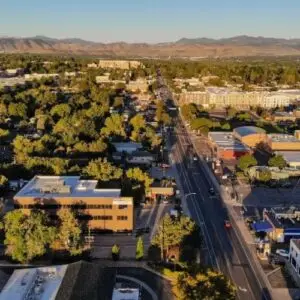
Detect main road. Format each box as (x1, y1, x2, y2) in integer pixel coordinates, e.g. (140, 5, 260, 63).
(158, 75, 271, 299)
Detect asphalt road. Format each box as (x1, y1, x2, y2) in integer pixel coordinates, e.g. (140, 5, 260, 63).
(155, 74, 271, 299)
(170, 120, 271, 300)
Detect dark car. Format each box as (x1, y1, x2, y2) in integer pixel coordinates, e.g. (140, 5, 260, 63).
(135, 227, 150, 237)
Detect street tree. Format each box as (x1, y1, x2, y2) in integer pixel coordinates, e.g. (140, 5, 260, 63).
(268, 155, 286, 169)
(136, 236, 144, 260)
(151, 214, 196, 258)
(1, 210, 55, 263)
(56, 209, 83, 256)
(176, 269, 236, 300)
(112, 244, 120, 261)
(237, 154, 257, 171)
(85, 158, 123, 181)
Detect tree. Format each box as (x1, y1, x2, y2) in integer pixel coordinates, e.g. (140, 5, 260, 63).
(136, 236, 144, 260)
(101, 114, 126, 138)
(258, 169, 272, 182)
(56, 209, 83, 256)
(112, 244, 120, 261)
(113, 96, 124, 108)
(151, 214, 196, 258)
(0, 128, 9, 142)
(190, 118, 213, 131)
(226, 107, 236, 119)
(8, 103, 27, 119)
(181, 104, 198, 121)
(85, 158, 123, 181)
(50, 103, 72, 119)
(237, 154, 257, 171)
(126, 167, 153, 194)
(0, 175, 8, 187)
(130, 114, 146, 131)
(268, 155, 286, 169)
(221, 123, 231, 130)
(2, 210, 55, 263)
(176, 270, 236, 300)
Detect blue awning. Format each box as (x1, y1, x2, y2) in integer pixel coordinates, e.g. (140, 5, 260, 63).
(252, 221, 273, 232)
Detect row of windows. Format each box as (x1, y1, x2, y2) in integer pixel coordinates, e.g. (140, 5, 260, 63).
(15, 204, 128, 210)
(77, 215, 128, 221)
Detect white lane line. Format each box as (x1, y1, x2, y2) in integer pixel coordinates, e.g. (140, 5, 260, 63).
(182, 125, 259, 300)
(117, 275, 158, 300)
(173, 137, 219, 270)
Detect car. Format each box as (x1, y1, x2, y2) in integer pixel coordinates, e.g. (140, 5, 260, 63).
(193, 155, 198, 161)
(208, 187, 215, 195)
(224, 220, 231, 229)
(275, 249, 289, 258)
(135, 227, 150, 237)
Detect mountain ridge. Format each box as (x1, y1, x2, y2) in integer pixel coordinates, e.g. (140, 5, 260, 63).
(1, 35, 300, 57)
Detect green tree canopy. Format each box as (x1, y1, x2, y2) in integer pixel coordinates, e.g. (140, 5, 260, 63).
(85, 158, 123, 181)
(126, 167, 153, 193)
(151, 214, 196, 257)
(268, 155, 286, 169)
(177, 270, 236, 300)
(57, 209, 83, 256)
(101, 114, 126, 138)
(50, 103, 72, 119)
(237, 154, 257, 171)
(258, 169, 272, 182)
(130, 114, 146, 131)
(136, 236, 144, 260)
(2, 210, 55, 263)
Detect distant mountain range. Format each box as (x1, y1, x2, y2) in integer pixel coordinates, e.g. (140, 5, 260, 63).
(1, 35, 300, 58)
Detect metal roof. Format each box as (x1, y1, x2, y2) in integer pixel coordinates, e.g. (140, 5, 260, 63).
(209, 132, 250, 151)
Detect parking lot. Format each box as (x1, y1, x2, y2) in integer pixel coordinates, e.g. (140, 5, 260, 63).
(90, 202, 172, 259)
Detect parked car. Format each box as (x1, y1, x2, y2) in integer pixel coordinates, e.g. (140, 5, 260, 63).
(135, 227, 150, 237)
(224, 220, 231, 229)
(275, 249, 289, 258)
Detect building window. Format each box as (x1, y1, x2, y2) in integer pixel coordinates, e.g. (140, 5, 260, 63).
(291, 257, 297, 269)
(118, 205, 128, 209)
(117, 216, 128, 221)
(87, 204, 112, 209)
(92, 216, 113, 220)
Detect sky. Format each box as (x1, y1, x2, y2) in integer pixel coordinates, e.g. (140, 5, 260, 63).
(0, 0, 300, 43)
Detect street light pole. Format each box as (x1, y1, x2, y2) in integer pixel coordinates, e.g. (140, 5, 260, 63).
(184, 192, 196, 202)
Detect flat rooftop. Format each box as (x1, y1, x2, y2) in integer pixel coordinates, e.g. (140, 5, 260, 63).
(14, 176, 121, 198)
(268, 134, 300, 143)
(276, 151, 300, 163)
(0, 265, 67, 300)
(209, 132, 250, 151)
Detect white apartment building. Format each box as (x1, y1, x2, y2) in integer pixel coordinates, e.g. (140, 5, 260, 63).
(179, 88, 300, 109)
(24, 73, 59, 80)
(98, 60, 143, 70)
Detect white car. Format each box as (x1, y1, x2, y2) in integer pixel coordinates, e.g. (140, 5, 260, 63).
(275, 249, 289, 258)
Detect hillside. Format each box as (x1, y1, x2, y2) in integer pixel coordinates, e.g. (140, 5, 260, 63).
(1, 35, 300, 58)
